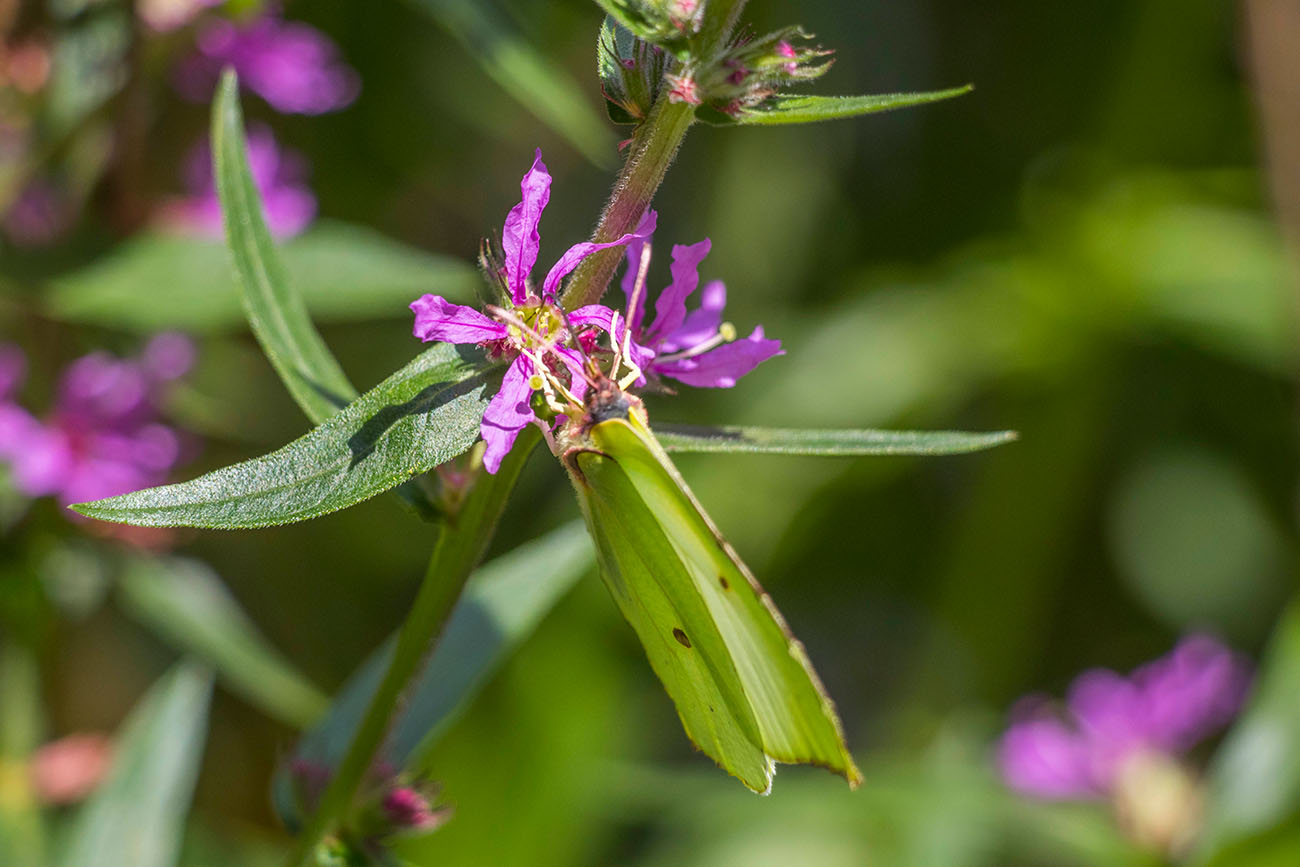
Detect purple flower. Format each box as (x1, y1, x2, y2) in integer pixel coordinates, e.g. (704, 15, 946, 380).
(997, 635, 1251, 801)
(159, 128, 316, 239)
(174, 9, 359, 115)
(0, 336, 195, 511)
(409, 149, 652, 473)
(569, 218, 783, 389)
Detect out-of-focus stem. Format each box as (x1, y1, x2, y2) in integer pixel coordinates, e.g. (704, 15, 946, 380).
(559, 0, 749, 311)
(0, 642, 45, 867)
(285, 431, 538, 867)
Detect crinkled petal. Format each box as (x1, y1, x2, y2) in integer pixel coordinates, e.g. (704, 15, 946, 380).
(619, 209, 658, 333)
(551, 346, 591, 402)
(647, 238, 710, 343)
(997, 717, 1101, 800)
(410, 295, 506, 345)
(567, 305, 653, 384)
(654, 326, 782, 388)
(501, 149, 551, 304)
(540, 210, 658, 301)
(659, 279, 726, 354)
(480, 356, 536, 474)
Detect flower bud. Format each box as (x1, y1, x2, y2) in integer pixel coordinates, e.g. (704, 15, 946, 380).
(690, 27, 834, 119)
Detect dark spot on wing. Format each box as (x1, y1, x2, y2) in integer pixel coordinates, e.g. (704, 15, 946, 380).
(672, 627, 691, 648)
(718, 575, 730, 590)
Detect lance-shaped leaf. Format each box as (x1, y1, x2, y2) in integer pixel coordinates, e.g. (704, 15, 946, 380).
(46, 222, 478, 334)
(117, 556, 328, 729)
(568, 405, 861, 793)
(71, 343, 493, 529)
(212, 70, 356, 422)
(59, 663, 213, 867)
(655, 423, 1017, 456)
(404, 0, 615, 166)
(272, 521, 593, 828)
(700, 87, 974, 127)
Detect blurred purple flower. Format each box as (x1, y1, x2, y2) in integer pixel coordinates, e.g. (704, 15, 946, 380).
(3, 180, 72, 246)
(409, 149, 651, 473)
(998, 635, 1252, 801)
(159, 128, 316, 239)
(138, 0, 221, 32)
(0, 335, 195, 510)
(569, 216, 783, 390)
(174, 8, 359, 114)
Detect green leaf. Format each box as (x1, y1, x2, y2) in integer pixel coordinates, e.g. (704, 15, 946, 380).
(1196, 599, 1300, 862)
(708, 86, 974, 126)
(117, 556, 328, 729)
(213, 70, 356, 422)
(59, 663, 213, 867)
(45, 222, 479, 334)
(404, 0, 616, 166)
(569, 407, 861, 793)
(655, 423, 1018, 456)
(72, 342, 493, 529)
(274, 520, 592, 828)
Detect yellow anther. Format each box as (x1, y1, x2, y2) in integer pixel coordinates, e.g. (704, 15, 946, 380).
(719, 321, 737, 342)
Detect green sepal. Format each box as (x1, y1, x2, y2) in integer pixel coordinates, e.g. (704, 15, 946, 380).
(567, 408, 861, 792)
(698, 86, 974, 126)
(71, 343, 495, 529)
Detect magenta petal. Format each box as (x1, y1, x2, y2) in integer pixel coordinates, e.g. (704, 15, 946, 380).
(998, 718, 1100, 800)
(539, 210, 658, 301)
(501, 149, 552, 304)
(619, 209, 658, 333)
(143, 333, 197, 382)
(660, 279, 726, 354)
(1132, 634, 1252, 752)
(656, 326, 782, 388)
(567, 305, 653, 383)
(410, 295, 506, 344)
(648, 238, 710, 343)
(480, 356, 536, 474)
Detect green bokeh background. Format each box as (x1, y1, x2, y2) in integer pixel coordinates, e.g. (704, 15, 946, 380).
(3, 0, 1298, 864)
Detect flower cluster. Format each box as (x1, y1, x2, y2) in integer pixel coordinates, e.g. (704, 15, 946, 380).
(998, 635, 1252, 852)
(668, 28, 834, 116)
(174, 7, 359, 115)
(159, 125, 316, 239)
(0, 336, 195, 511)
(410, 150, 782, 473)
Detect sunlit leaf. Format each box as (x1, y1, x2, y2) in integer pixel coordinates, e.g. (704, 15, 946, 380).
(273, 520, 592, 828)
(405, 0, 616, 166)
(655, 423, 1017, 456)
(117, 556, 327, 729)
(46, 222, 478, 334)
(212, 70, 356, 422)
(569, 404, 860, 792)
(701, 87, 973, 127)
(72, 342, 493, 528)
(59, 663, 213, 867)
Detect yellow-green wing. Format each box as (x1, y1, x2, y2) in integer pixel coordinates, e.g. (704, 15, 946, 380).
(577, 414, 861, 790)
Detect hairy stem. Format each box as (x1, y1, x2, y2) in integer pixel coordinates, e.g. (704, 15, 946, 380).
(286, 431, 538, 866)
(559, 0, 749, 311)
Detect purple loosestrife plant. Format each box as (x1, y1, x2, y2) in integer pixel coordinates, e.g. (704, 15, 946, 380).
(409, 150, 656, 472)
(998, 635, 1252, 854)
(174, 7, 359, 115)
(0, 336, 195, 510)
(160, 127, 316, 238)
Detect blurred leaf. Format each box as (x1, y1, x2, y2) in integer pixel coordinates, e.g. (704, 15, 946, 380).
(117, 556, 327, 729)
(59, 663, 213, 867)
(655, 423, 1017, 456)
(213, 70, 356, 422)
(0, 644, 45, 867)
(572, 414, 860, 793)
(72, 342, 492, 528)
(46, 222, 478, 334)
(404, 0, 616, 166)
(1197, 599, 1300, 863)
(274, 520, 593, 828)
(702, 87, 973, 126)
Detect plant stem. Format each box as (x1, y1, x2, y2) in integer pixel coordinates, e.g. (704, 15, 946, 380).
(0, 641, 45, 867)
(285, 431, 538, 866)
(559, 0, 749, 311)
